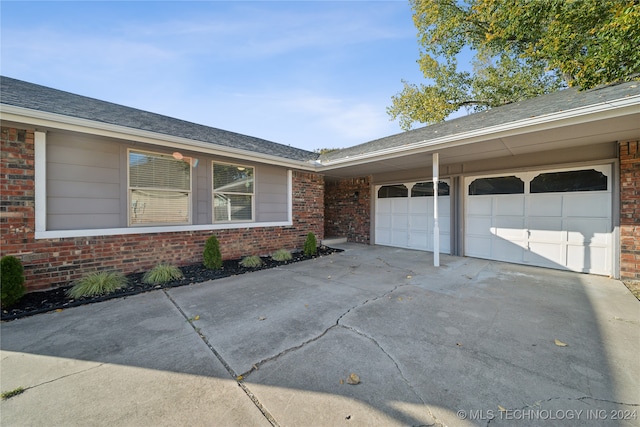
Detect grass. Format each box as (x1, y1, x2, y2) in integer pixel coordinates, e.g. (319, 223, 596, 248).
(66, 271, 128, 299)
(239, 255, 264, 268)
(143, 263, 184, 284)
(1, 386, 25, 400)
(271, 248, 292, 262)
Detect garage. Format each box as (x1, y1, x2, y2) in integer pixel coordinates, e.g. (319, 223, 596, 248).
(375, 180, 451, 253)
(465, 165, 613, 275)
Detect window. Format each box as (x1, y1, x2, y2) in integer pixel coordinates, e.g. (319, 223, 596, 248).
(530, 169, 607, 193)
(129, 150, 191, 225)
(378, 184, 408, 198)
(213, 163, 254, 222)
(412, 181, 450, 197)
(469, 176, 524, 195)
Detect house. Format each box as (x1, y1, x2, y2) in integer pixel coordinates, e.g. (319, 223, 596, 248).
(1, 76, 639, 292)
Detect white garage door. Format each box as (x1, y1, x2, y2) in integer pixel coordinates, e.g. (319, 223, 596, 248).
(375, 180, 451, 253)
(465, 166, 613, 275)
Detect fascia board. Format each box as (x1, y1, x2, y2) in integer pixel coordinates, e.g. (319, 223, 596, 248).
(0, 105, 317, 171)
(317, 95, 640, 170)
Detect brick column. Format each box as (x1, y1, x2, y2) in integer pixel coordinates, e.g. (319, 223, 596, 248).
(620, 141, 639, 281)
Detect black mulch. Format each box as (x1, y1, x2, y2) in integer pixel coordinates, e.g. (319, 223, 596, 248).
(2, 246, 343, 322)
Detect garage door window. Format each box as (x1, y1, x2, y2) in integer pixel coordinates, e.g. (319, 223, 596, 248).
(411, 181, 450, 197)
(378, 184, 408, 198)
(469, 176, 524, 195)
(530, 169, 607, 193)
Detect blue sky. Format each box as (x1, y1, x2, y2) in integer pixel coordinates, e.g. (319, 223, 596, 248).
(2, 1, 430, 152)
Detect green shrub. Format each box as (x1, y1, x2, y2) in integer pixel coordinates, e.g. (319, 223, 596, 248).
(271, 248, 292, 262)
(203, 235, 222, 270)
(303, 232, 318, 257)
(66, 271, 128, 299)
(239, 255, 263, 268)
(1, 255, 26, 308)
(143, 263, 183, 284)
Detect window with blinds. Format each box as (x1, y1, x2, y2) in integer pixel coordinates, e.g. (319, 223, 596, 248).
(213, 162, 254, 222)
(129, 150, 191, 225)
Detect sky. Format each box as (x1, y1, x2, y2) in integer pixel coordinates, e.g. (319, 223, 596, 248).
(2, 1, 433, 152)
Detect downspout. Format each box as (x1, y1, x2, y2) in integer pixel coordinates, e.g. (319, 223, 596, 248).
(433, 153, 440, 267)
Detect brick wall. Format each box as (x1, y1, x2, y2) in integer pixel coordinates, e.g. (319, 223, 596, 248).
(1, 126, 324, 292)
(620, 140, 639, 281)
(324, 176, 371, 244)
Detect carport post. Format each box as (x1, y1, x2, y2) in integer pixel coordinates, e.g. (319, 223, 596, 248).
(433, 153, 440, 267)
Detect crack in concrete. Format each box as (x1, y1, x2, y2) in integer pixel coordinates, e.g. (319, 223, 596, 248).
(162, 290, 280, 427)
(18, 363, 105, 395)
(241, 280, 412, 379)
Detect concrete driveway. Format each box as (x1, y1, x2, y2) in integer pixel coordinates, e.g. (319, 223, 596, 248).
(2, 243, 639, 426)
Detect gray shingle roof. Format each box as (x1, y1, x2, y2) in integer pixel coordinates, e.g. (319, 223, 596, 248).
(0, 76, 318, 163)
(319, 80, 640, 162)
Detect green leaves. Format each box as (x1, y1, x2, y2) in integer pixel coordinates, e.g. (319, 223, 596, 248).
(390, 0, 640, 130)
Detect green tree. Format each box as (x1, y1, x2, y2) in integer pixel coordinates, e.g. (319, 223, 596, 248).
(389, 0, 640, 130)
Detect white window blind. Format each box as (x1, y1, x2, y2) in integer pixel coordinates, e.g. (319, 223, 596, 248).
(213, 163, 254, 222)
(129, 150, 191, 225)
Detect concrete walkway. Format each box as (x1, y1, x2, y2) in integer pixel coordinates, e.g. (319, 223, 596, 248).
(2, 244, 639, 426)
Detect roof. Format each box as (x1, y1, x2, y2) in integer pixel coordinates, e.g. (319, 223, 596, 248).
(319, 80, 640, 163)
(0, 76, 318, 163)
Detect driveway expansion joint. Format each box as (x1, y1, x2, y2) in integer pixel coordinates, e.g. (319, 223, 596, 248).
(162, 290, 281, 427)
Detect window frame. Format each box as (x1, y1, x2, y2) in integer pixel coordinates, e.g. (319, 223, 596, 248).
(212, 161, 256, 223)
(127, 148, 193, 227)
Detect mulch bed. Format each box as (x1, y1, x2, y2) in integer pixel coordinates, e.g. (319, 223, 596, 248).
(2, 246, 342, 321)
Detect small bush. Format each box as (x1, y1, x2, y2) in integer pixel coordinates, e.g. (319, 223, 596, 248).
(272, 248, 292, 262)
(203, 235, 222, 270)
(66, 271, 128, 299)
(1, 255, 26, 308)
(143, 263, 183, 284)
(239, 255, 263, 268)
(303, 232, 318, 257)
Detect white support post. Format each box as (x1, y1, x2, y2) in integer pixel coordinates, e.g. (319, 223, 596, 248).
(433, 153, 440, 267)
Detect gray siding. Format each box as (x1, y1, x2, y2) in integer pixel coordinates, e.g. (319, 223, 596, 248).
(45, 132, 291, 230)
(256, 165, 288, 222)
(47, 133, 122, 230)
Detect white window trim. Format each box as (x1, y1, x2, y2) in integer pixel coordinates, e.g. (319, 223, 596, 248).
(212, 160, 255, 223)
(33, 137, 294, 239)
(128, 148, 193, 226)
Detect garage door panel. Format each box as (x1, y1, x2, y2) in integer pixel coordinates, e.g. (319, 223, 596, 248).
(526, 243, 564, 268)
(409, 231, 428, 249)
(566, 244, 608, 274)
(466, 236, 492, 257)
(468, 197, 492, 215)
(565, 219, 611, 244)
(467, 217, 493, 236)
(493, 239, 525, 263)
(377, 214, 392, 228)
(528, 218, 563, 242)
(563, 193, 610, 217)
(495, 196, 525, 216)
(528, 195, 563, 216)
(493, 217, 526, 239)
(377, 199, 392, 214)
(391, 231, 408, 247)
(376, 229, 391, 246)
(409, 199, 428, 214)
(391, 199, 409, 214)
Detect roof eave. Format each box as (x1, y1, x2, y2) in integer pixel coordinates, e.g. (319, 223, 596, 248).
(0, 104, 318, 170)
(316, 94, 640, 170)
